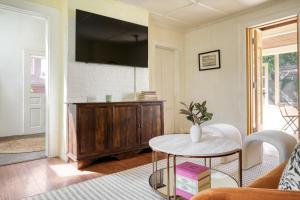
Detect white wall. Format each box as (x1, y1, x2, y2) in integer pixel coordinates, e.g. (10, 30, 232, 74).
(66, 0, 150, 103)
(183, 0, 300, 136)
(184, 19, 241, 132)
(67, 63, 149, 102)
(0, 9, 45, 137)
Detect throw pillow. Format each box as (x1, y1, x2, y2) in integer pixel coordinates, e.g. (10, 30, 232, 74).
(278, 142, 300, 190)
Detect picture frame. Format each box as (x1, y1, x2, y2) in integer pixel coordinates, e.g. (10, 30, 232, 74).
(198, 50, 221, 71)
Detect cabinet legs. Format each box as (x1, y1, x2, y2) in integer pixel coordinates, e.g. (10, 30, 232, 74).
(69, 159, 93, 170)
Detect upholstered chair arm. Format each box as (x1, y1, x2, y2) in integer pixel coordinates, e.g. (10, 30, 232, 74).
(247, 162, 287, 189)
(191, 188, 300, 200)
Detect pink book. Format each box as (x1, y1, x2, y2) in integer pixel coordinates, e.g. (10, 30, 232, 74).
(176, 184, 211, 200)
(176, 162, 210, 180)
(176, 188, 193, 200)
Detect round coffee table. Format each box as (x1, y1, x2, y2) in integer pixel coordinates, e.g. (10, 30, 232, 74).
(149, 134, 242, 199)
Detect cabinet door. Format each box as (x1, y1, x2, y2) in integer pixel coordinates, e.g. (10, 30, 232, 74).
(111, 104, 139, 152)
(94, 106, 111, 154)
(140, 103, 163, 146)
(77, 106, 110, 156)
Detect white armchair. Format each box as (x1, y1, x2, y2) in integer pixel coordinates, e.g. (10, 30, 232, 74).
(242, 130, 297, 169)
(202, 124, 297, 169)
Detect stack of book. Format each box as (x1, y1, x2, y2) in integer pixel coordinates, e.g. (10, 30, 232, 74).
(139, 91, 158, 101)
(176, 162, 211, 199)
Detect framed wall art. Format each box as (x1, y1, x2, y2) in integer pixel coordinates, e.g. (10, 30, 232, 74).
(198, 50, 221, 71)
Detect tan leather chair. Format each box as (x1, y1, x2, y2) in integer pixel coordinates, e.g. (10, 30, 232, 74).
(192, 162, 300, 200)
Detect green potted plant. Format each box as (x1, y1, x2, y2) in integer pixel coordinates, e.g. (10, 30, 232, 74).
(180, 101, 213, 142)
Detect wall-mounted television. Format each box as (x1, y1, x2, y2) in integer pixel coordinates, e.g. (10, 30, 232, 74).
(76, 9, 148, 68)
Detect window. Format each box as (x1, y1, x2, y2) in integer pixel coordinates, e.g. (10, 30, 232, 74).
(30, 56, 46, 93)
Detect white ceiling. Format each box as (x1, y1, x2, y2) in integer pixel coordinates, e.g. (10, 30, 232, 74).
(119, 0, 271, 30)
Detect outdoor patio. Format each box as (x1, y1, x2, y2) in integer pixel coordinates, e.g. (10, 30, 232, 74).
(263, 104, 298, 139)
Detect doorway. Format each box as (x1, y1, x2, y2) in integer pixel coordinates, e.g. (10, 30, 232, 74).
(246, 17, 299, 139)
(24, 51, 46, 134)
(0, 8, 47, 165)
(154, 46, 176, 134)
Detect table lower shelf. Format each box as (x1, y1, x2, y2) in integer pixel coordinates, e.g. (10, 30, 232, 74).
(149, 167, 238, 199)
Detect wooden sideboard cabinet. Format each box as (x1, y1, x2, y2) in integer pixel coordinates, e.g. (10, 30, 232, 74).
(67, 101, 164, 169)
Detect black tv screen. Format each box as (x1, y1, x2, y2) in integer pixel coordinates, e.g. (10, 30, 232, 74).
(76, 9, 148, 68)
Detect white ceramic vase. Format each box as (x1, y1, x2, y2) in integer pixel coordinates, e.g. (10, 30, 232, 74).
(190, 124, 202, 142)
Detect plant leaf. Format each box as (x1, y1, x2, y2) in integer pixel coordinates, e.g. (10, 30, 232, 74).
(180, 100, 212, 125)
(189, 101, 194, 111)
(179, 109, 191, 115)
(180, 101, 189, 109)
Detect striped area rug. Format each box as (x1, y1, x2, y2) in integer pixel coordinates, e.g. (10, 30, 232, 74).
(26, 154, 279, 200)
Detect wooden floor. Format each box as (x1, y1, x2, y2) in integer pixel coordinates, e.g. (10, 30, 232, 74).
(0, 150, 162, 200)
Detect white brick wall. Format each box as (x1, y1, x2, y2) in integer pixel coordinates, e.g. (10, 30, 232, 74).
(67, 62, 149, 102)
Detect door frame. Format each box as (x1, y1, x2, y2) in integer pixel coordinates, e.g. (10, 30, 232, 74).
(246, 28, 253, 134)
(151, 41, 181, 133)
(246, 28, 264, 133)
(23, 50, 46, 134)
(0, 1, 62, 157)
(246, 16, 299, 136)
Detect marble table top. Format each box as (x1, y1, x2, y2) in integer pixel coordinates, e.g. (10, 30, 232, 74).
(149, 133, 240, 157)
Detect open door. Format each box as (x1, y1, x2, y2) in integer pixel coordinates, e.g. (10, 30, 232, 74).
(247, 17, 299, 136)
(247, 28, 263, 134)
(254, 29, 264, 132)
(298, 14, 300, 140)
(24, 50, 46, 134)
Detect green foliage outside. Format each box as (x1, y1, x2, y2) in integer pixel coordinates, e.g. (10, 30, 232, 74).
(279, 52, 297, 66)
(263, 52, 297, 74)
(263, 52, 298, 104)
(263, 55, 274, 74)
